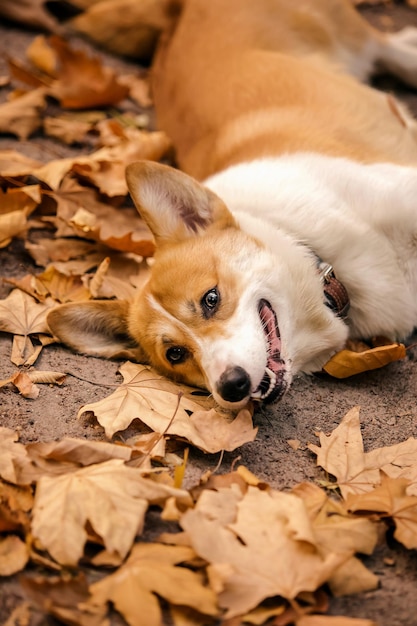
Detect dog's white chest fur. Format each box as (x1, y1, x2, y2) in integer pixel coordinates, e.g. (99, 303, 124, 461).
(205, 153, 417, 341)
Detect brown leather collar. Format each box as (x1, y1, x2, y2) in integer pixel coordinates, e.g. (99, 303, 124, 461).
(318, 262, 350, 319)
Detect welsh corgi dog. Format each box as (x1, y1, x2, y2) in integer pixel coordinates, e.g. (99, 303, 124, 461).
(48, 0, 417, 409)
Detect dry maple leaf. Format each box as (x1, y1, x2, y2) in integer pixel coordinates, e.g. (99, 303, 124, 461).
(0, 289, 54, 337)
(0, 428, 32, 485)
(346, 475, 417, 550)
(31, 458, 192, 565)
(30, 131, 170, 195)
(88, 543, 219, 626)
(296, 617, 377, 626)
(0, 149, 42, 176)
(45, 35, 129, 109)
(308, 407, 380, 499)
(21, 573, 107, 626)
(323, 339, 406, 378)
(362, 437, 417, 496)
(0, 87, 46, 139)
(180, 486, 349, 617)
(79, 362, 257, 453)
(0, 480, 33, 533)
(309, 407, 417, 499)
(0, 535, 30, 576)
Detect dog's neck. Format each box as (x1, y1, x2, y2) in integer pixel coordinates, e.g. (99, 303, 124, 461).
(317, 260, 350, 319)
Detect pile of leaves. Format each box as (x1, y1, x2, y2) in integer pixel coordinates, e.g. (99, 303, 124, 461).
(2, 406, 417, 625)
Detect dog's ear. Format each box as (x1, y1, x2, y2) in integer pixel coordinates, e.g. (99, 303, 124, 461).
(126, 160, 236, 245)
(47, 301, 148, 362)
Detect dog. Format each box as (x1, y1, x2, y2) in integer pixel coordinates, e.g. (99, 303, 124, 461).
(48, 0, 417, 410)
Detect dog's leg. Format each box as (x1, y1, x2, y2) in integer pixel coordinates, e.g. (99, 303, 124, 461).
(376, 27, 417, 89)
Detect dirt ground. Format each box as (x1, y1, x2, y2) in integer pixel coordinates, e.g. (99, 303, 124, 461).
(1, 3, 417, 625)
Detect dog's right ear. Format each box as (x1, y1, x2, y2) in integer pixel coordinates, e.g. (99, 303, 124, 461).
(126, 160, 236, 245)
(47, 301, 148, 362)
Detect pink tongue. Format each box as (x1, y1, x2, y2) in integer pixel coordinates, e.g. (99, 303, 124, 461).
(259, 302, 283, 374)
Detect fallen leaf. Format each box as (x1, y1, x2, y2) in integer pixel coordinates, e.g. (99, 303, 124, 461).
(21, 573, 107, 626)
(0, 87, 46, 139)
(44, 115, 93, 144)
(308, 407, 380, 498)
(47, 36, 129, 109)
(0, 289, 54, 337)
(0, 481, 33, 533)
(88, 543, 219, 626)
(9, 371, 40, 399)
(346, 476, 417, 549)
(79, 362, 256, 453)
(0, 428, 32, 485)
(296, 617, 377, 626)
(309, 407, 417, 499)
(26, 34, 57, 76)
(323, 339, 406, 378)
(31, 458, 192, 565)
(0, 535, 29, 575)
(181, 486, 349, 617)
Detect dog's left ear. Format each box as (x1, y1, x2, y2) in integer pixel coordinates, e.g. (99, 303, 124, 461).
(126, 160, 236, 245)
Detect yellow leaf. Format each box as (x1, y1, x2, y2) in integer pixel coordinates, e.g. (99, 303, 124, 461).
(296, 616, 377, 626)
(31, 459, 192, 565)
(0, 428, 32, 485)
(0, 535, 29, 576)
(88, 543, 219, 626)
(78, 362, 256, 453)
(308, 407, 379, 499)
(346, 476, 417, 549)
(181, 486, 349, 617)
(0, 87, 46, 139)
(323, 341, 406, 378)
(0, 289, 55, 337)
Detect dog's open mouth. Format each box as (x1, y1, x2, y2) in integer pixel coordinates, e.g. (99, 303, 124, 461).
(252, 299, 287, 403)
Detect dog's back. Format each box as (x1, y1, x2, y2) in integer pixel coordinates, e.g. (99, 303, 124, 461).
(152, 0, 417, 179)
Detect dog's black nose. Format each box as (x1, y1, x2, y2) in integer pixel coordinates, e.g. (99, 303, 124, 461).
(217, 366, 251, 403)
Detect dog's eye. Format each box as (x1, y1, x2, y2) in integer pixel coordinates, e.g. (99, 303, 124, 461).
(201, 287, 220, 318)
(166, 346, 189, 365)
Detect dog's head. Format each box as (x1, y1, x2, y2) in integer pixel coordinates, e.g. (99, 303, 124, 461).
(47, 161, 348, 409)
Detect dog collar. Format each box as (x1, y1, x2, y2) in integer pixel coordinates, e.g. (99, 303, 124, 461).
(318, 261, 350, 319)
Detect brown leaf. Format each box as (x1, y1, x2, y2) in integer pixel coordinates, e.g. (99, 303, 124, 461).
(0, 428, 32, 485)
(308, 407, 380, 498)
(296, 617, 377, 626)
(0, 289, 55, 337)
(0, 87, 46, 139)
(47, 36, 129, 109)
(21, 573, 108, 626)
(88, 543, 219, 626)
(323, 339, 406, 378)
(346, 476, 417, 549)
(0, 149, 42, 176)
(79, 362, 256, 453)
(26, 35, 57, 77)
(181, 486, 349, 617)
(44, 115, 93, 144)
(0, 481, 33, 533)
(309, 407, 417, 500)
(10, 371, 40, 399)
(31, 459, 192, 565)
(0, 535, 29, 576)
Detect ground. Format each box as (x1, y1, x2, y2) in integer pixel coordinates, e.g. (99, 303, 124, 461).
(1, 2, 417, 625)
